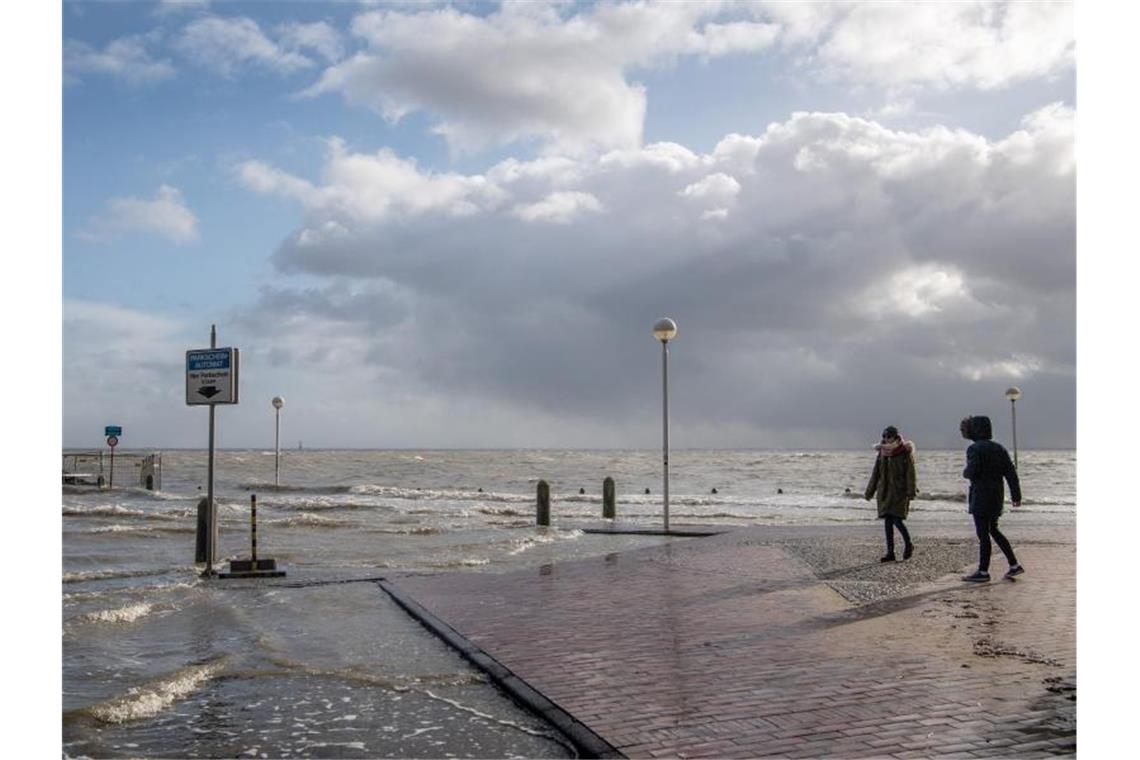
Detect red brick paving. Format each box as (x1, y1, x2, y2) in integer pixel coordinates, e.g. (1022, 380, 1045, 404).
(394, 526, 1075, 757)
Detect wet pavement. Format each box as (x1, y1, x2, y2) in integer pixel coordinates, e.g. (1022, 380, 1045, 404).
(390, 522, 1076, 757)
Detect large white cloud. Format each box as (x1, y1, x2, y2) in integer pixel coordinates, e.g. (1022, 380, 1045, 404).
(295, 2, 1072, 155)
(303, 2, 780, 154)
(232, 103, 1075, 447)
(809, 1, 1075, 92)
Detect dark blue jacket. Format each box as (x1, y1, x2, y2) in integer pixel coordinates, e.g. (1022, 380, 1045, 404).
(962, 416, 1021, 517)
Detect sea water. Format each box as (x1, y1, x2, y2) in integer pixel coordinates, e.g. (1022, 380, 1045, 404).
(62, 449, 1074, 758)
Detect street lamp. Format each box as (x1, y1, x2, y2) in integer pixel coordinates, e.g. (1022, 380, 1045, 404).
(653, 318, 678, 532)
(1004, 386, 1021, 470)
(272, 396, 285, 488)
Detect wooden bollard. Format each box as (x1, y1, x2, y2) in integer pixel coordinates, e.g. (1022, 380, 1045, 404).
(603, 477, 615, 519)
(195, 496, 209, 563)
(537, 480, 550, 526)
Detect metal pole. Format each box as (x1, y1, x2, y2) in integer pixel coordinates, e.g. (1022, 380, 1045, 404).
(251, 493, 258, 564)
(1011, 399, 1019, 470)
(662, 340, 670, 532)
(109, 445, 115, 490)
(206, 324, 217, 576)
(274, 407, 281, 488)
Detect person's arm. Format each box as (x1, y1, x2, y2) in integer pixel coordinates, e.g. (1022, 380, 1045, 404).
(963, 443, 979, 481)
(1003, 448, 1022, 506)
(865, 457, 880, 500)
(906, 452, 917, 500)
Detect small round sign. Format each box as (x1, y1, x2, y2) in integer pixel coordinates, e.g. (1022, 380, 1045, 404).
(107, 435, 119, 448)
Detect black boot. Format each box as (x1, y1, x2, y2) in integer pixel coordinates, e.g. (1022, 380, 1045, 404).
(903, 544, 914, 560)
(880, 552, 896, 563)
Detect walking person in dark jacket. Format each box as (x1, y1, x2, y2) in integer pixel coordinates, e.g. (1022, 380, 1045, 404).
(960, 415, 1024, 582)
(864, 426, 916, 562)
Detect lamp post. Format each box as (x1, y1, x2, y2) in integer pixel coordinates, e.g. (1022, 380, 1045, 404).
(1004, 386, 1021, 470)
(653, 318, 678, 532)
(272, 396, 284, 488)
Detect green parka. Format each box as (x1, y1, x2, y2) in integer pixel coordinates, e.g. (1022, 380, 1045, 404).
(864, 442, 917, 519)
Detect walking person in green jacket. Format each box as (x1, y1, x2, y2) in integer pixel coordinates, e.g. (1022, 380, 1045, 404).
(864, 426, 917, 562)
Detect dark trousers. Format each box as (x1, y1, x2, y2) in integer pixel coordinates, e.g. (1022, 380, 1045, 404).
(884, 515, 911, 554)
(972, 512, 1017, 572)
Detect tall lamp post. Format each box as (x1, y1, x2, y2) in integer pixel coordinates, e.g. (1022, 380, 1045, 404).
(1004, 386, 1021, 470)
(272, 396, 284, 488)
(653, 318, 678, 532)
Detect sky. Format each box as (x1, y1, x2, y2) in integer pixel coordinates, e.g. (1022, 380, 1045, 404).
(57, 0, 1078, 451)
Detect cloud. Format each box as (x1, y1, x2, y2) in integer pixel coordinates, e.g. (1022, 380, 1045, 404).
(174, 16, 314, 76)
(303, 3, 780, 154)
(63, 300, 189, 444)
(79, 185, 199, 244)
(680, 173, 741, 204)
(276, 21, 345, 63)
(64, 33, 175, 86)
(512, 191, 603, 224)
(296, 2, 1072, 156)
(794, 1, 1075, 92)
(233, 103, 1075, 446)
(236, 138, 507, 224)
(154, 0, 211, 16)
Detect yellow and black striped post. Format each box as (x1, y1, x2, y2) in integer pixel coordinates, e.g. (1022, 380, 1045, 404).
(218, 492, 283, 577)
(250, 493, 258, 563)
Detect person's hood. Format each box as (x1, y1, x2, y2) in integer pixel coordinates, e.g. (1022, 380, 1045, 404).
(874, 438, 915, 456)
(964, 415, 993, 441)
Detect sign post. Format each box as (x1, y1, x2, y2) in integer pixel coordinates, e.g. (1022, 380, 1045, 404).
(186, 326, 240, 577)
(105, 430, 120, 489)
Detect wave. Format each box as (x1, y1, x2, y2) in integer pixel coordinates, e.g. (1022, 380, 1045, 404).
(63, 567, 186, 584)
(426, 557, 492, 568)
(911, 492, 1072, 507)
(508, 529, 583, 556)
(366, 526, 443, 536)
(65, 581, 198, 604)
(63, 504, 198, 522)
(474, 506, 527, 517)
(70, 658, 227, 724)
(271, 499, 395, 513)
(350, 485, 532, 503)
(88, 524, 195, 536)
(238, 482, 354, 493)
(266, 512, 355, 529)
(913, 491, 968, 503)
(77, 602, 154, 625)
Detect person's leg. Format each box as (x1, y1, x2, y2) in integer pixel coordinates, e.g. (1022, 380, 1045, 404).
(988, 516, 1018, 566)
(896, 518, 913, 558)
(973, 512, 992, 572)
(883, 516, 896, 555)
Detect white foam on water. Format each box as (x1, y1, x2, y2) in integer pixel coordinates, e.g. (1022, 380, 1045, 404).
(63, 505, 147, 518)
(79, 602, 154, 625)
(63, 567, 182, 584)
(87, 659, 226, 724)
(300, 741, 367, 751)
(267, 512, 355, 528)
(421, 689, 564, 741)
(422, 557, 491, 568)
(507, 529, 583, 556)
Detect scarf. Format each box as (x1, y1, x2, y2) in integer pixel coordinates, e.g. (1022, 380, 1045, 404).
(874, 437, 912, 457)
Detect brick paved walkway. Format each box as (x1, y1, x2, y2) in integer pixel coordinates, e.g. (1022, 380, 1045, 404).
(392, 525, 1075, 758)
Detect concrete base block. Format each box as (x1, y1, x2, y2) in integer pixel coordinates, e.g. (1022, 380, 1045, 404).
(218, 558, 285, 578)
